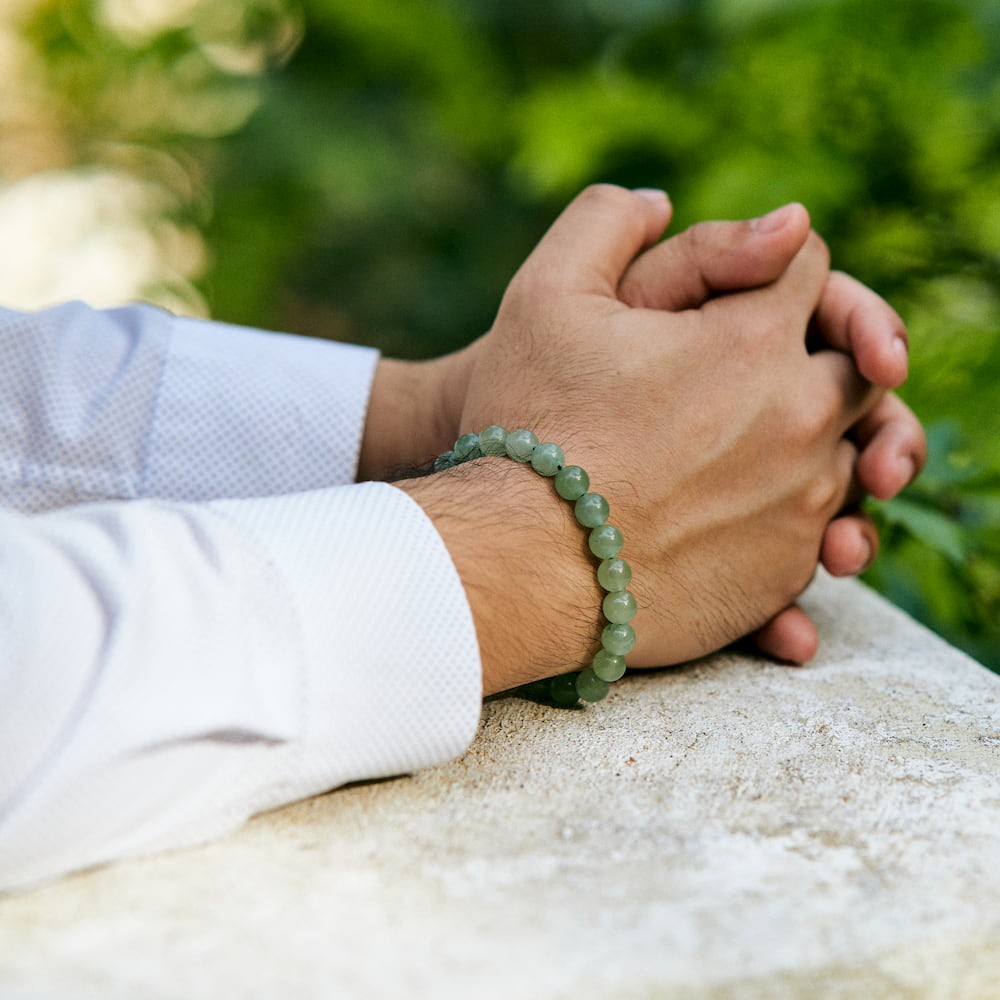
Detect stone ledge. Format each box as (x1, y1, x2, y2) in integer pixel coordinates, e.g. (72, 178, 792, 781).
(1, 575, 998, 999)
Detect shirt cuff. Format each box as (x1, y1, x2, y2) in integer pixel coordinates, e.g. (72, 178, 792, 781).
(145, 316, 379, 500)
(209, 480, 483, 807)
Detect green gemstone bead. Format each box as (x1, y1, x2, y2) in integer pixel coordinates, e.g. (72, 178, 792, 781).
(506, 428, 539, 462)
(435, 426, 636, 711)
(530, 442, 565, 477)
(575, 492, 609, 528)
(549, 672, 580, 707)
(575, 668, 610, 703)
(603, 589, 637, 624)
(555, 465, 589, 501)
(602, 622, 636, 656)
(479, 425, 508, 456)
(592, 649, 626, 682)
(454, 432, 482, 461)
(433, 450, 457, 472)
(597, 557, 632, 592)
(589, 524, 623, 559)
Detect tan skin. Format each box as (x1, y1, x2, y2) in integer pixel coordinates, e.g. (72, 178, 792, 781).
(359, 187, 927, 695)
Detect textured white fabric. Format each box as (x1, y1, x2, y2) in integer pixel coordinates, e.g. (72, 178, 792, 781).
(0, 303, 375, 511)
(0, 303, 483, 891)
(145, 315, 375, 500)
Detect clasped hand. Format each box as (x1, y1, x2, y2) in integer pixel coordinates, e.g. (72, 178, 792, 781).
(372, 186, 926, 694)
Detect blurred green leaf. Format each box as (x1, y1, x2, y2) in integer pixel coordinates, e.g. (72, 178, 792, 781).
(877, 497, 968, 564)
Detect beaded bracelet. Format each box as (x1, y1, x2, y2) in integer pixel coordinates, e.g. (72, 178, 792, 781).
(433, 426, 635, 707)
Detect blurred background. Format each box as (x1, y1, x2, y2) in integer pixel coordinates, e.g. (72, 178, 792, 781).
(1, 0, 997, 668)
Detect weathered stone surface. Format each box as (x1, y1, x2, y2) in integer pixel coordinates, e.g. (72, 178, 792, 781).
(1, 575, 998, 999)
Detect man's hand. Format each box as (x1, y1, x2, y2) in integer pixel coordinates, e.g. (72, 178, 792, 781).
(393, 186, 903, 693)
(615, 198, 926, 662)
(367, 186, 926, 688)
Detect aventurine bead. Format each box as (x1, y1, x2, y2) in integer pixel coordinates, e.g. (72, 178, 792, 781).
(592, 649, 626, 682)
(506, 428, 539, 462)
(589, 524, 623, 559)
(597, 557, 632, 592)
(530, 442, 565, 477)
(575, 668, 610, 703)
(430, 426, 637, 710)
(555, 465, 589, 501)
(603, 590, 637, 624)
(433, 450, 457, 472)
(549, 672, 580, 707)
(454, 432, 481, 461)
(602, 622, 636, 656)
(479, 425, 508, 456)
(575, 492, 609, 528)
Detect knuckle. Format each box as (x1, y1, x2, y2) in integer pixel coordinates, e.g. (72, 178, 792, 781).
(788, 397, 836, 445)
(578, 182, 630, 209)
(681, 221, 723, 273)
(805, 229, 831, 267)
(684, 220, 713, 253)
(800, 470, 842, 518)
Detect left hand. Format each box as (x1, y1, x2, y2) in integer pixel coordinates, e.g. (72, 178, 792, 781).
(616, 200, 926, 662)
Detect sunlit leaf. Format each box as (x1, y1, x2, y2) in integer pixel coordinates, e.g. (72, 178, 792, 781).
(878, 496, 969, 564)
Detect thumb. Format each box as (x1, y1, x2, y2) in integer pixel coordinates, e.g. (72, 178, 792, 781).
(620, 202, 812, 311)
(518, 185, 672, 298)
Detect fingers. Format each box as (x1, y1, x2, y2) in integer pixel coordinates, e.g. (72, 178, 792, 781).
(750, 604, 819, 665)
(752, 459, 880, 663)
(812, 271, 909, 389)
(519, 185, 673, 297)
(751, 512, 878, 661)
(820, 510, 880, 576)
(852, 392, 928, 499)
(619, 203, 813, 310)
(709, 227, 831, 349)
(817, 396, 924, 578)
(805, 349, 882, 437)
(618, 198, 909, 397)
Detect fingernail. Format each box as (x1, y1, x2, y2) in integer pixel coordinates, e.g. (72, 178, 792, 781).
(897, 454, 917, 486)
(893, 334, 909, 368)
(632, 187, 670, 206)
(752, 203, 796, 233)
(855, 538, 873, 574)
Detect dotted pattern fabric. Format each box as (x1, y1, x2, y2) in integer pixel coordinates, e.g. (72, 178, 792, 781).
(144, 315, 377, 501)
(0, 303, 378, 512)
(0, 498, 307, 889)
(0, 303, 168, 512)
(211, 481, 483, 810)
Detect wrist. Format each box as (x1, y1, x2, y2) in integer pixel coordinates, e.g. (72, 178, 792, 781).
(394, 459, 599, 696)
(359, 348, 474, 481)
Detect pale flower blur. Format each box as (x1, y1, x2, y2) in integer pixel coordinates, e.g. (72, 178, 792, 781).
(0, 0, 301, 314)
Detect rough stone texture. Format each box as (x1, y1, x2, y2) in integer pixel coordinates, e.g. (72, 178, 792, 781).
(1, 575, 998, 999)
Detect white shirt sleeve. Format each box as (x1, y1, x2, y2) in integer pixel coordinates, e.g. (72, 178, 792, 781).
(0, 302, 380, 512)
(0, 304, 483, 891)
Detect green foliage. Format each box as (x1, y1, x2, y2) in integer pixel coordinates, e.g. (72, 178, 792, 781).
(866, 422, 1000, 668)
(13, 0, 1000, 667)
